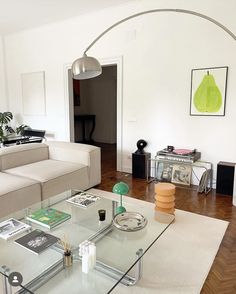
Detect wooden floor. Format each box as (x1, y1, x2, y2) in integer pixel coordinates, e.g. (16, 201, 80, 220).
(95, 143, 236, 294)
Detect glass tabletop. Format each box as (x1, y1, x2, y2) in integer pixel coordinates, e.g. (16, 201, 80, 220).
(0, 189, 174, 294)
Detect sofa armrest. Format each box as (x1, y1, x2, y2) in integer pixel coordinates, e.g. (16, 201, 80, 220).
(45, 141, 101, 188)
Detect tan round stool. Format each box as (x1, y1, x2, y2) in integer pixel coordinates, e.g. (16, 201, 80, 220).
(155, 183, 175, 215)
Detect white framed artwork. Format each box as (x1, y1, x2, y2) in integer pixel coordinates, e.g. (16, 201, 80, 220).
(21, 71, 46, 116)
(190, 66, 228, 116)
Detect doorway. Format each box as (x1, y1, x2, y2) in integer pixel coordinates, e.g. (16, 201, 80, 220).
(73, 65, 117, 142)
(66, 57, 123, 172)
(75, 65, 117, 173)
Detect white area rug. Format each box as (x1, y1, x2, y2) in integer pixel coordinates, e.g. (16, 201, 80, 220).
(2, 189, 228, 294)
(112, 209, 228, 294)
(88, 189, 229, 294)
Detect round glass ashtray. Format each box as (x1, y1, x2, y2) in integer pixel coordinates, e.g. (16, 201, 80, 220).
(113, 212, 148, 232)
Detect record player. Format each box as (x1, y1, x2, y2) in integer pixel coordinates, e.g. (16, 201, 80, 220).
(155, 146, 201, 163)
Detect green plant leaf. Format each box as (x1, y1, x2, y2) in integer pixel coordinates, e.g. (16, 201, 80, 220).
(5, 125, 15, 134)
(0, 112, 13, 125)
(16, 124, 29, 135)
(0, 112, 14, 143)
(0, 126, 7, 143)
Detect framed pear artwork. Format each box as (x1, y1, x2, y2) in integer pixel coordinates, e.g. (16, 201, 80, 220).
(190, 66, 228, 116)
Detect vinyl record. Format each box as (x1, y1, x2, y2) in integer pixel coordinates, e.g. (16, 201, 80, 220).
(173, 149, 193, 155)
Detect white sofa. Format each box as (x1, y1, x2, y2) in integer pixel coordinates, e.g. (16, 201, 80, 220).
(0, 141, 101, 218)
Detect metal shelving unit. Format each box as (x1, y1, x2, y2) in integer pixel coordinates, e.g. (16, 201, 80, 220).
(147, 157, 213, 194)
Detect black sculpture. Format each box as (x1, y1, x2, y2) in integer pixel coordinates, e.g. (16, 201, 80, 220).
(135, 139, 147, 154)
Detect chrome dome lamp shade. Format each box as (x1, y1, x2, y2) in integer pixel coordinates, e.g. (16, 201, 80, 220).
(72, 54, 102, 80)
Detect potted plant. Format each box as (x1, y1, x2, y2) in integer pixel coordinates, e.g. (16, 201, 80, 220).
(0, 112, 14, 144)
(0, 112, 29, 146)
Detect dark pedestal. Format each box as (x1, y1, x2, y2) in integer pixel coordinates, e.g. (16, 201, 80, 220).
(132, 152, 151, 179)
(216, 161, 236, 196)
(74, 114, 96, 144)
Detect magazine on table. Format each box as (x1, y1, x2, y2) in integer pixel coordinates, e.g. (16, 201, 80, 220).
(67, 191, 101, 208)
(26, 207, 71, 229)
(15, 229, 59, 255)
(0, 218, 31, 240)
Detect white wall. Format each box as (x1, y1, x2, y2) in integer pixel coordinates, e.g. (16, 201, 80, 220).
(3, 0, 236, 183)
(0, 36, 8, 110)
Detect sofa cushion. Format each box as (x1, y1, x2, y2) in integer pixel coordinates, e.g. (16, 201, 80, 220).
(5, 159, 89, 200)
(46, 141, 101, 188)
(0, 143, 49, 170)
(0, 172, 41, 218)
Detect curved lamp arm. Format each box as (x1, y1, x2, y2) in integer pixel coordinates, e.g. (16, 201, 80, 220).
(72, 8, 236, 80)
(84, 8, 236, 54)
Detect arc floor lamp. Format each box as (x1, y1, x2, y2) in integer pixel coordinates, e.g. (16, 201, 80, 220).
(71, 8, 236, 80)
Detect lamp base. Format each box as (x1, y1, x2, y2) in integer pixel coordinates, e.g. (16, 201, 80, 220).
(116, 206, 126, 214)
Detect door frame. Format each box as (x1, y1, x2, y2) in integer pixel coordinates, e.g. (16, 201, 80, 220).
(64, 56, 123, 172)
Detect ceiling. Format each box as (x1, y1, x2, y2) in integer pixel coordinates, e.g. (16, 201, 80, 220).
(0, 0, 134, 35)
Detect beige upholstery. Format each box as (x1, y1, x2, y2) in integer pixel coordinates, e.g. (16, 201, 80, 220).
(0, 172, 41, 217)
(6, 159, 89, 200)
(0, 141, 101, 218)
(0, 143, 48, 170)
(45, 141, 101, 188)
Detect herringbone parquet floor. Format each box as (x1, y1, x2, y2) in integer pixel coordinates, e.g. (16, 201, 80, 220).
(95, 143, 236, 294)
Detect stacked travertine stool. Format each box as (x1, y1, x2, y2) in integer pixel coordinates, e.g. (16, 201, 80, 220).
(155, 182, 176, 215)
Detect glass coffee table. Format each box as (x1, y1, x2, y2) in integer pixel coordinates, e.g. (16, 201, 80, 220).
(0, 188, 174, 294)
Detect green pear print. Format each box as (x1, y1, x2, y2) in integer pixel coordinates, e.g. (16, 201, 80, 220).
(194, 71, 222, 113)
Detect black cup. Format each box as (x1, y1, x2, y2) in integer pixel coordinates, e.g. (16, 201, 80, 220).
(98, 209, 106, 221)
